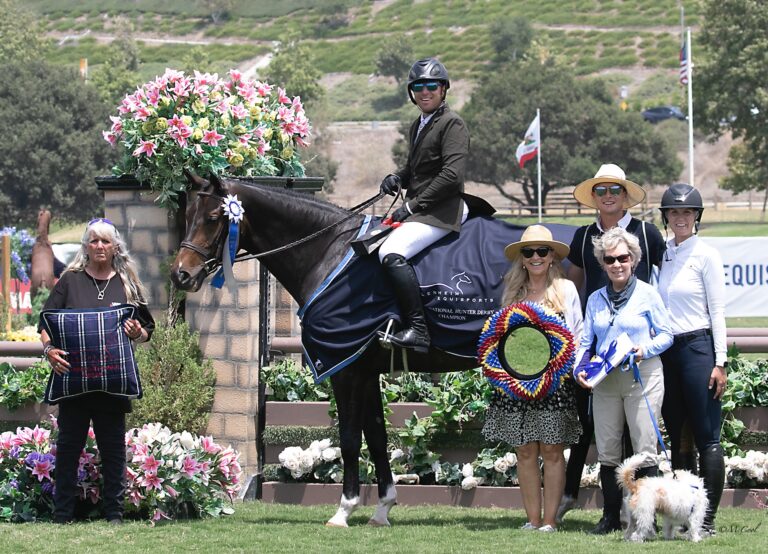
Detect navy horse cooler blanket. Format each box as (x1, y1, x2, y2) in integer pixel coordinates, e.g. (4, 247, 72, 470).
(299, 216, 575, 382)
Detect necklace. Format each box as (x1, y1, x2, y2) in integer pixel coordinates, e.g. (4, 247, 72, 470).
(91, 275, 113, 300)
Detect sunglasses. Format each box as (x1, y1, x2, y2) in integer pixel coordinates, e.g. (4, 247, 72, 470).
(521, 246, 552, 258)
(87, 218, 114, 227)
(593, 184, 625, 197)
(603, 254, 631, 265)
(411, 81, 440, 92)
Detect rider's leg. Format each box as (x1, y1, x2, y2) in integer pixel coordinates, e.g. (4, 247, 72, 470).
(377, 203, 468, 352)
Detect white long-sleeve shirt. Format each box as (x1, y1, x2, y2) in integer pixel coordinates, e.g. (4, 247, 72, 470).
(657, 235, 727, 367)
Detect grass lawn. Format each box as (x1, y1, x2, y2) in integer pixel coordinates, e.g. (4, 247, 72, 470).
(3, 502, 766, 553)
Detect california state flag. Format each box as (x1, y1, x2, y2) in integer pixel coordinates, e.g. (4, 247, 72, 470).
(515, 114, 540, 169)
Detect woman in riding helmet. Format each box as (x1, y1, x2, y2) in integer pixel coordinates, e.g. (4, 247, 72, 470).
(657, 183, 727, 537)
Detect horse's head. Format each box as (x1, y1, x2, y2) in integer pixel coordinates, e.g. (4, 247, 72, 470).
(170, 172, 231, 292)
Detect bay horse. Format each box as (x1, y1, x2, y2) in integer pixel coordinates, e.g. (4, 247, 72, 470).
(171, 173, 481, 527)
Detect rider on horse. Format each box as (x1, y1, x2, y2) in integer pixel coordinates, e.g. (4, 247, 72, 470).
(378, 57, 494, 353)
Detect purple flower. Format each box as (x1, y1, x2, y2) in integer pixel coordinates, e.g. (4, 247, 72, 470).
(9, 446, 20, 459)
(41, 482, 54, 495)
(9, 479, 18, 489)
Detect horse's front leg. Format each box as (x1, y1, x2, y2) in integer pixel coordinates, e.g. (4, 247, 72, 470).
(326, 373, 362, 527)
(361, 372, 396, 527)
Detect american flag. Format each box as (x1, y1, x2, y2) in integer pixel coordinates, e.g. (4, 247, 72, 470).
(679, 39, 689, 85)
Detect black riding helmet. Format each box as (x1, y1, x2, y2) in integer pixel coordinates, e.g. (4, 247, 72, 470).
(407, 58, 450, 105)
(660, 183, 704, 229)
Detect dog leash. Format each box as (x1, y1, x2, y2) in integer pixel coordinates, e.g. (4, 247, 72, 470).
(626, 353, 671, 465)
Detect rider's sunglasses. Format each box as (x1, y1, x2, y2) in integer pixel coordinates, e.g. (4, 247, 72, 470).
(603, 254, 631, 265)
(411, 81, 440, 93)
(593, 184, 625, 197)
(87, 218, 114, 227)
(521, 246, 552, 258)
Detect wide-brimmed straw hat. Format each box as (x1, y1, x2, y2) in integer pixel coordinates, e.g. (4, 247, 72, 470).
(504, 225, 570, 261)
(572, 163, 646, 209)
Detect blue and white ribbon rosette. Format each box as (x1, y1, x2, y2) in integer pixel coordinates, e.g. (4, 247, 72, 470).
(581, 331, 634, 388)
(211, 194, 243, 293)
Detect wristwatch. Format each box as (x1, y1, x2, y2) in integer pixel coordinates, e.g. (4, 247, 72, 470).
(43, 343, 54, 357)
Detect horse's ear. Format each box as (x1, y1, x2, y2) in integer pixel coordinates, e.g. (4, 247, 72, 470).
(209, 172, 226, 196)
(184, 169, 209, 190)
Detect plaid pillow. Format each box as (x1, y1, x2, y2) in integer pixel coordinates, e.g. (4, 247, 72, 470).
(40, 305, 142, 403)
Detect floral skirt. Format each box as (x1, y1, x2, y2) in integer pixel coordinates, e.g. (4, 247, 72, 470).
(482, 379, 582, 448)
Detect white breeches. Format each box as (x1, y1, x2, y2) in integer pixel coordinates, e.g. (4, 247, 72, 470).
(378, 201, 468, 262)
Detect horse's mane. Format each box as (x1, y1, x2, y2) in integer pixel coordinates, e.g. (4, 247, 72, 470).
(223, 177, 351, 217)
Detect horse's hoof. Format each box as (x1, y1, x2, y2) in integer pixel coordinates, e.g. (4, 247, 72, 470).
(368, 519, 391, 527)
(325, 521, 349, 528)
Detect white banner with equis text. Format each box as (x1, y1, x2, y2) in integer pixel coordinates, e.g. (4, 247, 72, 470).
(701, 237, 768, 317)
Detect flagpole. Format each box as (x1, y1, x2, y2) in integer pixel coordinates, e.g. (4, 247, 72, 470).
(686, 27, 694, 186)
(536, 108, 542, 223)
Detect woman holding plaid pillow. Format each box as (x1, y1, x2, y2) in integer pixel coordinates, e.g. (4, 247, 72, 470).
(39, 218, 154, 524)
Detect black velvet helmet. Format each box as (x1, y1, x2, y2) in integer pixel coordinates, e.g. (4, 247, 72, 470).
(660, 183, 704, 227)
(407, 58, 450, 104)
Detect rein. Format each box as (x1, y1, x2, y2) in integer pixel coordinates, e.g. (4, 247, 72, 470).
(180, 188, 400, 273)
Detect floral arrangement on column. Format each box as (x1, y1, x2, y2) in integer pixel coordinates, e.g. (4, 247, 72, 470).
(104, 68, 311, 210)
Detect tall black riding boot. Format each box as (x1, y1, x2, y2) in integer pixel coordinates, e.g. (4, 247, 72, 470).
(381, 254, 430, 352)
(699, 444, 725, 533)
(591, 464, 623, 534)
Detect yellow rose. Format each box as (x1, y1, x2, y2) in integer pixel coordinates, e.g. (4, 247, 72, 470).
(249, 106, 262, 118)
(181, 115, 193, 126)
(160, 97, 171, 107)
(192, 128, 204, 140)
(233, 124, 247, 135)
(141, 121, 154, 134)
(228, 153, 245, 167)
(281, 147, 294, 160)
(155, 117, 169, 131)
(263, 128, 273, 140)
(198, 117, 210, 130)
(221, 115, 231, 127)
(210, 91, 222, 101)
(192, 99, 206, 114)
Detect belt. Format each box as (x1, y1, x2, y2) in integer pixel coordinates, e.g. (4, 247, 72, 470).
(674, 328, 711, 343)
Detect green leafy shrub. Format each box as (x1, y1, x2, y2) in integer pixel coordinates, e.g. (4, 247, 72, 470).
(0, 360, 50, 411)
(262, 359, 332, 401)
(128, 319, 215, 434)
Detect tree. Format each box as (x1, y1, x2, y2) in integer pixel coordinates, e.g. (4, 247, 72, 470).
(694, 0, 768, 198)
(262, 39, 325, 107)
(199, 0, 236, 24)
(489, 17, 533, 64)
(374, 34, 414, 86)
(0, 0, 49, 64)
(461, 59, 681, 207)
(721, 140, 768, 212)
(89, 33, 141, 108)
(0, 61, 113, 226)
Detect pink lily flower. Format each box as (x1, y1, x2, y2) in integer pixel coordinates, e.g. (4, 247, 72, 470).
(277, 87, 290, 104)
(133, 140, 157, 157)
(181, 455, 200, 478)
(200, 436, 221, 454)
(202, 129, 225, 147)
(141, 454, 161, 473)
(31, 459, 53, 481)
(141, 472, 164, 491)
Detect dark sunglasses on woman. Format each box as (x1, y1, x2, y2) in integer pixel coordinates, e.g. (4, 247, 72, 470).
(593, 184, 625, 197)
(603, 254, 631, 265)
(521, 247, 552, 258)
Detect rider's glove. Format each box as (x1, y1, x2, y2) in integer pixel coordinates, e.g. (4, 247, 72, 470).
(379, 174, 401, 196)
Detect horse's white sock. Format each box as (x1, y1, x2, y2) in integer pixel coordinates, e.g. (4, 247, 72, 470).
(326, 494, 359, 527)
(369, 484, 397, 526)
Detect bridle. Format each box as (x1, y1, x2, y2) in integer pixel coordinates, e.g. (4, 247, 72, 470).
(179, 190, 230, 276)
(178, 187, 397, 278)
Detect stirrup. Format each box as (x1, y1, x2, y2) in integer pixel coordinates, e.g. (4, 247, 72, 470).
(377, 319, 396, 350)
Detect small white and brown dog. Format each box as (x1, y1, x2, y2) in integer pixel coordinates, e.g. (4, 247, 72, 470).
(617, 454, 709, 542)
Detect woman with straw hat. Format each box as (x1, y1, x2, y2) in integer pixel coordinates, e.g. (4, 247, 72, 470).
(482, 225, 583, 533)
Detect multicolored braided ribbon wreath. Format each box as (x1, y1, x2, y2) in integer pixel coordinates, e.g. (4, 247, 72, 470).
(477, 302, 575, 401)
